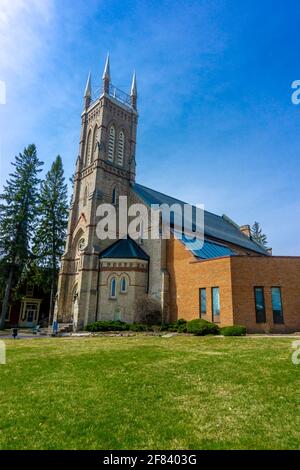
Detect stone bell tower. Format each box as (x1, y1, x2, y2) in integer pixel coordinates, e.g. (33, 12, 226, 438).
(54, 54, 138, 329)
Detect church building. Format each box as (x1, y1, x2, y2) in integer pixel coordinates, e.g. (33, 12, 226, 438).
(54, 55, 300, 333)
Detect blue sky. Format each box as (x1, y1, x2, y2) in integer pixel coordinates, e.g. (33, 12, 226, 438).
(0, 0, 299, 254)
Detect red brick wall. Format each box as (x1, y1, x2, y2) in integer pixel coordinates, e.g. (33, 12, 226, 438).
(167, 237, 234, 325)
(167, 237, 300, 333)
(231, 256, 300, 333)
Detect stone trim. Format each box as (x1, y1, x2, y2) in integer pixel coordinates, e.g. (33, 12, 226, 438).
(100, 266, 147, 273)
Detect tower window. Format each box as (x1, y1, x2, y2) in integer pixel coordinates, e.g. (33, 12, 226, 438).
(86, 130, 92, 166)
(112, 187, 117, 205)
(117, 131, 125, 166)
(108, 126, 115, 162)
(91, 126, 98, 162)
(120, 277, 127, 293)
(110, 278, 116, 299)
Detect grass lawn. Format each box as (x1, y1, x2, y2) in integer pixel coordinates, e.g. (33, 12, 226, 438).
(0, 335, 299, 450)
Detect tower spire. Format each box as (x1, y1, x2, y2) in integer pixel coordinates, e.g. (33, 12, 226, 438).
(130, 70, 137, 109)
(102, 53, 110, 93)
(84, 71, 92, 109)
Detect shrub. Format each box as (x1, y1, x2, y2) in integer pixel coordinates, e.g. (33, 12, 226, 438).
(85, 321, 129, 332)
(128, 323, 148, 332)
(160, 323, 171, 331)
(186, 318, 220, 336)
(177, 323, 187, 333)
(166, 319, 187, 332)
(220, 325, 247, 336)
(174, 318, 187, 333)
(134, 297, 162, 325)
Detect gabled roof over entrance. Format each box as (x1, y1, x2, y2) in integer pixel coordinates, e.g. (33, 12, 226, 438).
(132, 183, 267, 255)
(99, 237, 149, 260)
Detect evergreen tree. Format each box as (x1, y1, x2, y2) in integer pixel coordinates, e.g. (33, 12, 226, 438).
(33, 155, 68, 323)
(251, 221, 268, 247)
(0, 144, 43, 329)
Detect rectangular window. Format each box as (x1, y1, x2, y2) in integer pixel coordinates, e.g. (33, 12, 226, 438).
(254, 287, 266, 323)
(271, 287, 284, 324)
(211, 287, 220, 323)
(25, 303, 38, 322)
(199, 288, 207, 318)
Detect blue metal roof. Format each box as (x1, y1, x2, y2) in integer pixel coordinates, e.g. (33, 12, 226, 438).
(132, 183, 268, 255)
(176, 232, 235, 259)
(99, 237, 149, 260)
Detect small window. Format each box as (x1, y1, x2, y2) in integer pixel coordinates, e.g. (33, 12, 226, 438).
(211, 287, 220, 323)
(112, 187, 117, 205)
(117, 131, 125, 166)
(199, 288, 206, 318)
(110, 278, 116, 299)
(120, 277, 127, 293)
(254, 287, 266, 323)
(108, 126, 115, 162)
(271, 287, 284, 324)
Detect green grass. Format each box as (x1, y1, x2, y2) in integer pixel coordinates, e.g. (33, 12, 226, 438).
(0, 336, 299, 450)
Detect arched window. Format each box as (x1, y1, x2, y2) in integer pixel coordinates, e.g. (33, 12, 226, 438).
(120, 277, 127, 293)
(110, 278, 116, 298)
(112, 187, 117, 205)
(91, 126, 98, 162)
(86, 130, 92, 166)
(117, 131, 125, 166)
(108, 126, 115, 162)
(83, 187, 87, 207)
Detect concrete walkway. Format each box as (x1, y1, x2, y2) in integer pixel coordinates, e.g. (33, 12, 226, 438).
(1, 329, 300, 340)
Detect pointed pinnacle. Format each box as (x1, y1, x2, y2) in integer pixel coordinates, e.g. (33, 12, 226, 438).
(130, 70, 137, 97)
(84, 71, 91, 98)
(102, 53, 110, 81)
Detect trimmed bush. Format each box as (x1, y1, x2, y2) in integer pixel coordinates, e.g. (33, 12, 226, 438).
(220, 325, 247, 336)
(187, 318, 220, 336)
(167, 319, 187, 332)
(128, 323, 148, 332)
(177, 324, 187, 333)
(160, 323, 171, 331)
(175, 319, 187, 333)
(85, 321, 166, 333)
(85, 321, 130, 332)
